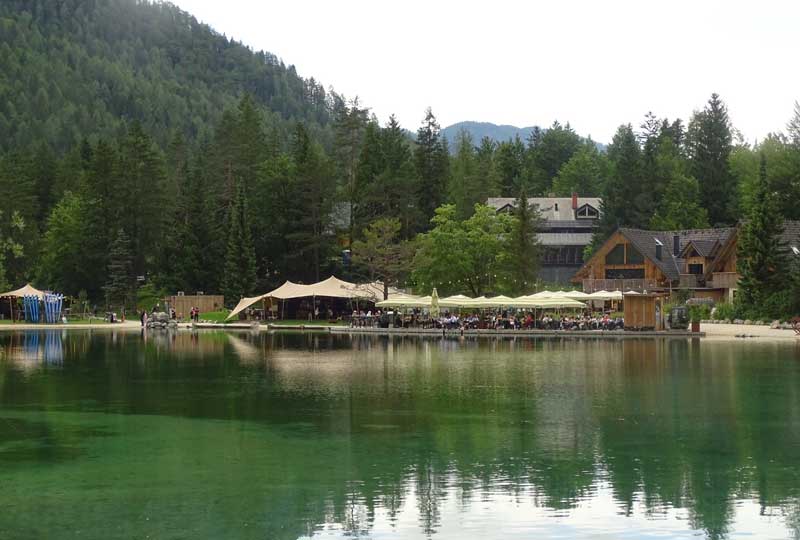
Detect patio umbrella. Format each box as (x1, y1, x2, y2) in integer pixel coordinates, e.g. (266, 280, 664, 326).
(430, 288, 440, 318)
(439, 294, 478, 308)
(475, 295, 515, 308)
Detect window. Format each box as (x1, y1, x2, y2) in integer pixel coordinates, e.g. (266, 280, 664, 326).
(605, 244, 625, 265)
(688, 263, 704, 274)
(627, 245, 644, 264)
(605, 268, 644, 279)
(576, 204, 599, 218)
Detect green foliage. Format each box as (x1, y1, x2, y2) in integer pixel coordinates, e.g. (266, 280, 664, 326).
(448, 129, 480, 220)
(737, 153, 791, 318)
(414, 108, 450, 231)
(104, 228, 135, 309)
(0, 0, 338, 152)
(136, 282, 165, 312)
(712, 302, 735, 321)
(222, 180, 257, 306)
(688, 304, 711, 322)
(412, 204, 513, 296)
(500, 189, 542, 295)
(687, 93, 737, 225)
(551, 145, 608, 196)
(351, 218, 411, 299)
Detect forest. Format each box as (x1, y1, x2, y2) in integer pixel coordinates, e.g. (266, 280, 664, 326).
(0, 0, 799, 318)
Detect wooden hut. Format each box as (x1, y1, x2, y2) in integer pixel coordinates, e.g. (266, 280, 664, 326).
(623, 293, 666, 331)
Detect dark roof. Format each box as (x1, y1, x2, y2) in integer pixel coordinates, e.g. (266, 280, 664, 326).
(619, 227, 737, 281)
(681, 239, 719, 258)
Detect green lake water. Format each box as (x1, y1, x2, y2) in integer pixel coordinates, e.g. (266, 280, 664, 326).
(1, 330, 799, 540)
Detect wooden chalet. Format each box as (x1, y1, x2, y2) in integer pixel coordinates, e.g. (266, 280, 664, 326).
(574, 221, 800, 301)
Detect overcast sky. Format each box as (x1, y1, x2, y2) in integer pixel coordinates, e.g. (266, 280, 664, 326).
(171, 0, 799, 143)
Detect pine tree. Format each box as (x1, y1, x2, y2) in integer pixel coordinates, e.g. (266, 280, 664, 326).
(222, 180, 257, 306)
(551, 145, 608, 196)
(596, 124, 643, 242)
(414, 108, 449, 231)
(737, 153, 789, 314)
(285, 123, 335, 282)
(104, 228, 135, 309)
(688, 93, 737, 225)
(448, 129, 479, 220)
(333, 97, 369, 243)
(503, 188, 541, 294)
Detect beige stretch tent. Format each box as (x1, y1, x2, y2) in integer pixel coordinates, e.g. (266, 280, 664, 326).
(0, 283, 46, 322)
(226, 276, 392, 320)
(0, 284, 45, 299)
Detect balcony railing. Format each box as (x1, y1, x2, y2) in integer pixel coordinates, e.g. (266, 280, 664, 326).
(710, 272, 740, 289)
(582, 279, 659, 293)
(678, 274, 701, 288)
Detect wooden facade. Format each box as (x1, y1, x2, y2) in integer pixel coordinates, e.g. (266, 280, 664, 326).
(573, 231, 671, 288)
(574, 227, 741, 301)
(166, 294, 224, 318)
(623, 294, 665, 331)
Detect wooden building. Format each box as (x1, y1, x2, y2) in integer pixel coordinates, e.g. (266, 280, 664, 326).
(573, 227, 737, 301)
(623, 293, 666, 331)
(488, 193, 601, 283)
(165, 294, 224, 319)
(574, 221, 800, 302)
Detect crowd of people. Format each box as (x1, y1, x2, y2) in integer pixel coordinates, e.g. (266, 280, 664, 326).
(350, 309, 624, 331)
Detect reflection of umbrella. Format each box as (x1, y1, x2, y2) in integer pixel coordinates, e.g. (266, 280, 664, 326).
(430, 288, 440, 318)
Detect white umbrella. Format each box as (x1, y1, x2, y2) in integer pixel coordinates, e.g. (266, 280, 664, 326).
(475, 295, 516, 308)
(439, 294, 478, 308)
(430, 288, 440, 318)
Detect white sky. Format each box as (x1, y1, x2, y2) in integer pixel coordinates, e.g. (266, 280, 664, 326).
(171, 0, 800, 143)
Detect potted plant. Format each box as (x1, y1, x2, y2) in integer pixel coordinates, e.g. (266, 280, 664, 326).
(687, 304, 709, 333)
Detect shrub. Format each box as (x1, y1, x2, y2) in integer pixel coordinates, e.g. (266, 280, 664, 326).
(688, 304, 711, 321)
(713, 302, 735, 321)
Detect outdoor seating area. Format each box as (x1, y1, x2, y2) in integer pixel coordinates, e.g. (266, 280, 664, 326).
(354, 289, 626, 331)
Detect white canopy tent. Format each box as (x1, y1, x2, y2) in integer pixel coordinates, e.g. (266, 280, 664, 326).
(0, 284, 47, 322)
(226, 276, 396, 320)
(0, 283, 46, 299)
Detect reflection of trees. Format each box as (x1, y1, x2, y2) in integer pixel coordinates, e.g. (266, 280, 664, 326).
(0, 332, 799, 539)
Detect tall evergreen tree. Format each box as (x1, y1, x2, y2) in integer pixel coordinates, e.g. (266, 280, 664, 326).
(448, 129, 480, 220)
(551, 145, 608, 196)
(286, 123, 335, 282)
(595, 124, 643, 244)
(413, 108, 449, 231)
(104, 228, 135, 310)
(221, 180, 257, 306)
(495, 136, 527, 196)
(736, 153, 789, 314)
(688, 93, 736, 225)
(502, 188, 541, 295)
(333, 97, 369, 243)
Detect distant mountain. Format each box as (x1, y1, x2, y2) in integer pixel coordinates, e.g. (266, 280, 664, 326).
(441, 121, 538, 146)
(441, 121, 606, 153)
(0, 0, 339, 152)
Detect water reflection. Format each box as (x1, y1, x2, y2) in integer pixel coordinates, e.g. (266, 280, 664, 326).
(0, 331, 798, 539)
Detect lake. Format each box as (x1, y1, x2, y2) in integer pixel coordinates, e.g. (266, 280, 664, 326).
(0, 330, 799, 540)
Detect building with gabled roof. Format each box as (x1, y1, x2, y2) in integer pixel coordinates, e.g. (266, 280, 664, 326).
(573, 221, 800, 302)
(487, 193, 601, 283)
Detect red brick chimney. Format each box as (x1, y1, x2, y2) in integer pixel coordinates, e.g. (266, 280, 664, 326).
(571, 192, 578, 210)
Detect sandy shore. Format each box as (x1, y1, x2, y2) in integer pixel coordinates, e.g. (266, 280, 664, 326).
(0, 321, 181, 331)
(701, 322, 799, 341)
